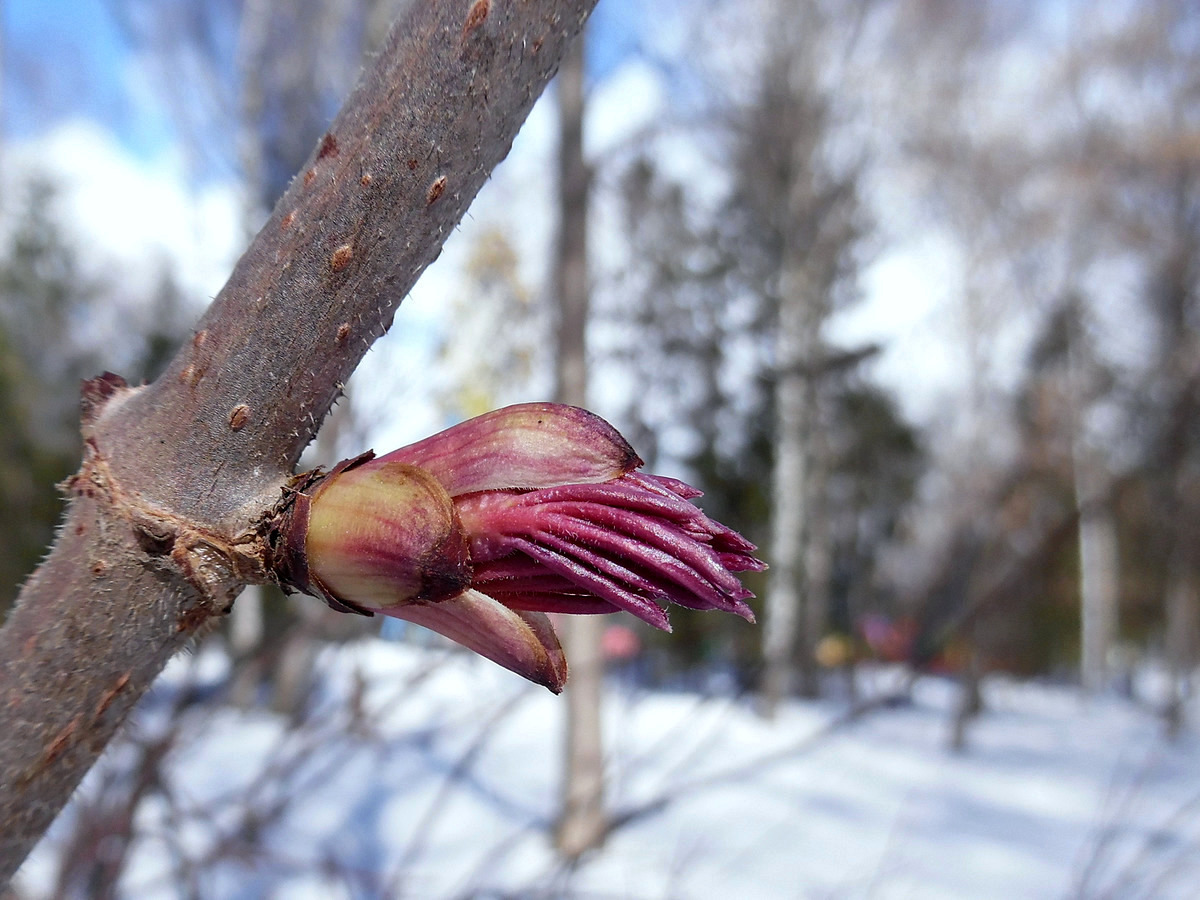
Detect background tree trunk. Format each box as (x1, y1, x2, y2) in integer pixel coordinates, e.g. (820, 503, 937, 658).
(1076, 481, 1119, 695)
(750, 2, 863, 716)
(1069, 313, 1119, 696)
(1164, 553, 1199, 737)
(551, 36, 608, 859)
(761, 274, 811, 715)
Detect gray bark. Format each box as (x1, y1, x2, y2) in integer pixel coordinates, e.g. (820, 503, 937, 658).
(1077, 487, 1119, 694)
(550, 37, 608, 859)
(0, 0, 597, 881)
(1067, 304, 1119, 695)
(754, 2, 855, 715)
(1164, 553, 1198, 738)
(761, 280, 809, 714)
(763, 261, 829, 714)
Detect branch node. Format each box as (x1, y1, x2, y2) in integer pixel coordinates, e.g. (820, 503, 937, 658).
(80, 373, 130, 427)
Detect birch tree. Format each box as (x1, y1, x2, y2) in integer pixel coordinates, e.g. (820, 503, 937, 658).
(550, 35, 608, 858)
(1072, 0, 1200, 733)
(752, 4, 870, 712)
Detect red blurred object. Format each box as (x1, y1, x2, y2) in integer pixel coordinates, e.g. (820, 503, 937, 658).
(601, 624, 641, 662)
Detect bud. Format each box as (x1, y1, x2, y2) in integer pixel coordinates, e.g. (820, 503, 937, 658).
(303, 460, 470, 610)
(275, 403, 765, 693)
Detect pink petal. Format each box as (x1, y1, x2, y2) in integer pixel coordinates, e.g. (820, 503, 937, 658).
(504, 536, 673, 631)
(384, 590, 568, 693)
(627, 472, 704, 500)
(491, 593, 620, 616)
(380, 403, 641, 496)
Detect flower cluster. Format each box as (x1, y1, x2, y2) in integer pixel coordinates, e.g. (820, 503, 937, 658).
(276, 403, 764, 692)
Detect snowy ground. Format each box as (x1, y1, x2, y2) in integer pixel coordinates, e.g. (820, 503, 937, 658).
(16, 640, 1200, 899)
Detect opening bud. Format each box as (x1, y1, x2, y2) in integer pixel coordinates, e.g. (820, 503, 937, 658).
(273, 404, 764, 693)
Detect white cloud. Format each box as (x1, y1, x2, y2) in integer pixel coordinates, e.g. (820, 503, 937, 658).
(831, 231, 966, 424)
(3, 118, 243, 304)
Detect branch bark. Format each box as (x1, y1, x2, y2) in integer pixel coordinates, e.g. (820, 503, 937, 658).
(0, 0, 597, 882)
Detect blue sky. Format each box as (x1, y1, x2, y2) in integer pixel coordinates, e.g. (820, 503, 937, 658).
(4, 0, 167, 153)
(4, 0, 643, 166)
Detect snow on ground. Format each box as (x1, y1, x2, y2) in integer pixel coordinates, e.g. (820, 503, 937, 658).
(16, 640, 1200, 899)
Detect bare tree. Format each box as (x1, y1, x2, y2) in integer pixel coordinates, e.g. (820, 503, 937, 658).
(551, 36, 608, 858)
(114, 0, 404, 213)
(751, 2, 871, 712)
(601, 1, 885, 700)
(0, 0, 598, 882)
(1105, 3, 1200, 734)
(1062, 298, 1121, 694)
(878, 0, 1195, 752)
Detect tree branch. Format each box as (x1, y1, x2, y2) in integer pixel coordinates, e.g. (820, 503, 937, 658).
(0, 0, 598, 882)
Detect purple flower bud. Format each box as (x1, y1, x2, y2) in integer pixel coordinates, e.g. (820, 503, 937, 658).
(276, 404, 764, 692)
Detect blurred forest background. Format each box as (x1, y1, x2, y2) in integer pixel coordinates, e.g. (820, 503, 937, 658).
(1, 0, 1198, 896)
